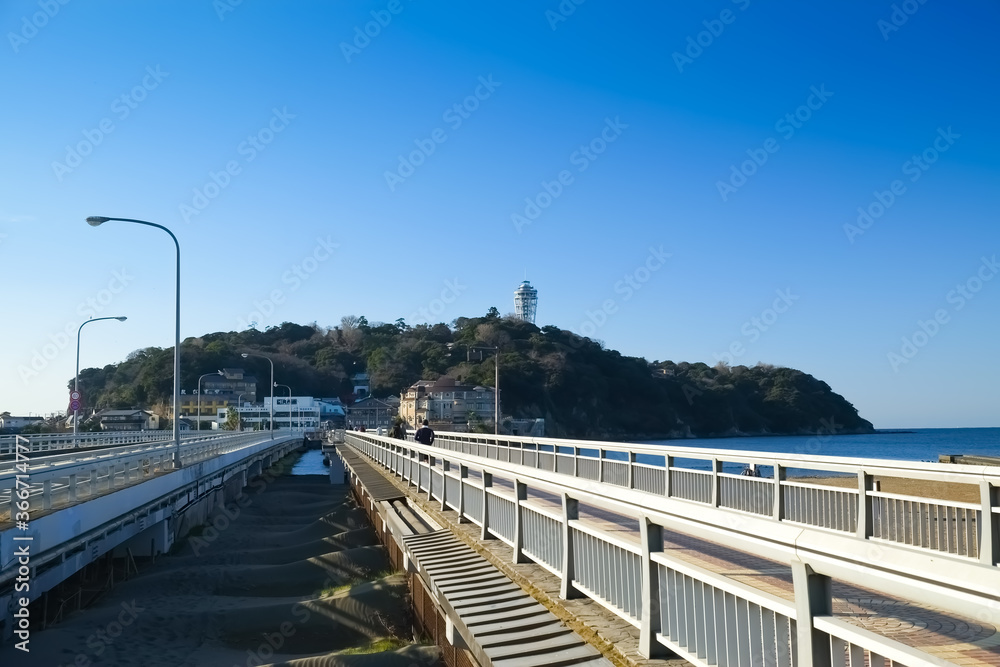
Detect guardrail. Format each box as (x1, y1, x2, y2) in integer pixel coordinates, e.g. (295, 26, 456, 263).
(0, 430, 175, 455)
(420, 431, 1000, 566)
(344, 431, 1000, 667)
(0, 430, 295, 521)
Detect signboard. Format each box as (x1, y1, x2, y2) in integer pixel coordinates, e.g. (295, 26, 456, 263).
(70, 399, 81, 411)
(70, 390, 82, 401)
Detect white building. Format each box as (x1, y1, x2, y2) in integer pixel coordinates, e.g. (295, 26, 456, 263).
(222, 396, 321, 430)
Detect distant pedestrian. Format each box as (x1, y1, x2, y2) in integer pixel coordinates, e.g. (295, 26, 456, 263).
(414, 419, 435, 445)
(389, 417, 406, 440)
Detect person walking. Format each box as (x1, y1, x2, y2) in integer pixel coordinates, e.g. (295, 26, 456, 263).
(414, 419, 435, 445)
(389, 417, 407, 440)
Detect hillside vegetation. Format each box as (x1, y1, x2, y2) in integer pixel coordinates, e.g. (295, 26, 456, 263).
(72, 312, 874, 440)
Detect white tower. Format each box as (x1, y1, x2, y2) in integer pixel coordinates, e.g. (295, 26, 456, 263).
(513, 281, 538, 324)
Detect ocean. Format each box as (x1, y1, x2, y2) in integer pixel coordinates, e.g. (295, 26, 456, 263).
(639, 427, 1000, 463)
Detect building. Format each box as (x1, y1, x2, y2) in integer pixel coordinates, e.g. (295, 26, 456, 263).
(179, 368, 257, 429)
(351, 373, 370, 399)
(203, 368, 257, 399)
(514, 280, 538, 324)
(399, 376, 497, 431)
(229, 396, 322, 431)
(346, 396, 397, 430)
(0, 413, 45, 432)
(96, 409, 159, 431)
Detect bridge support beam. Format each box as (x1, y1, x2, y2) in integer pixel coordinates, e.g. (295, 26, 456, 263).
(792, 560, 833, 667)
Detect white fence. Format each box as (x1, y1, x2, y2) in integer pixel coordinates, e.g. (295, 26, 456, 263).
(345, 431, 1000, 667)
(0, 431, 281, 520)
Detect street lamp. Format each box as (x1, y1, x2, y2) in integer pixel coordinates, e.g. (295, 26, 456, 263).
(236, 392, 248, 432)
(87, 215, 183, 467)
(470, 345, 500, 435)
(274, 383, 293, 431)
(74, 316, 127, 446)
(242, 352, 273, 438)
(196, 371, 224, 432)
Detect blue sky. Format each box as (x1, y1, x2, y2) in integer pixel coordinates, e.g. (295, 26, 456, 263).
(2, 1, 998, 428)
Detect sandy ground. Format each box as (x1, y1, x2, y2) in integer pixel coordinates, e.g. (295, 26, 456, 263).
(1, 456, 442, 667)
(804, 475, 981, 503)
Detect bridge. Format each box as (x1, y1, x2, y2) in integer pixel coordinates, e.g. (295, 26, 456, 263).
(334, 430, 1000, 667)
(0, 429, 299, 643)
(2, 426, 998, 666)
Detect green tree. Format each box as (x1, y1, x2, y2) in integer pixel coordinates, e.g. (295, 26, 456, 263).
(222, 407, 240, 431)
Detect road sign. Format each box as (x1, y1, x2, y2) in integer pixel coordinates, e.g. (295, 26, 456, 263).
(70, 399, 81, 411)
(70, 390, 82, 401)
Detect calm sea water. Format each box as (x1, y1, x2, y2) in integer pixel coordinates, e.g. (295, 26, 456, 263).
(639, 428, 1000, 463)
(290, 449, 328, 475)
(290, 429, 1000, 478)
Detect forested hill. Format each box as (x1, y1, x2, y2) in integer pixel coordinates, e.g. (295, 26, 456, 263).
(73, 313, 874, 440)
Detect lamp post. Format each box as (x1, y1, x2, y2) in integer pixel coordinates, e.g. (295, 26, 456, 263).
(469, 345, 500, 435)
(74, 316, 127, 447)
(275, 383, 291, 431)
(196, 371, 223, 432)
(87, 216, 183, 467)
(236, 392, 248, 432)
(242, 352, 273, 438)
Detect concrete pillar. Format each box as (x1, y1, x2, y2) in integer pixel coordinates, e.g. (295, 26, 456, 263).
(665, 455, 673, 497)
(512, 479, 528, 564)
(458, 464, 468, 523)
(441, 460, 450, 512)
(481, 472, 494, 541)
(711, 458, 722, 507)
(560, 493, 583, 600)
(773, 464, 786, 521)
(792, 560, 833, 667)
(981, 480, 997, 566)
(856, 471, 874, 539)
(639, 517, 671, 658)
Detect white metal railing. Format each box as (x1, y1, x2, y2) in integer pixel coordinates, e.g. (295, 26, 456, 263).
(414, 430, 1000, 568)
(0, 431, 291, 521)
(343, 432, 996, 667)
(0, 430, 174, 455)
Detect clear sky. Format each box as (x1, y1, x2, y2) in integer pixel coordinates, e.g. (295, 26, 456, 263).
(2, 1, 998, 428)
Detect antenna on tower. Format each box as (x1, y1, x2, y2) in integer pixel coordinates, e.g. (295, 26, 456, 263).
(514, 280, 538, 324)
